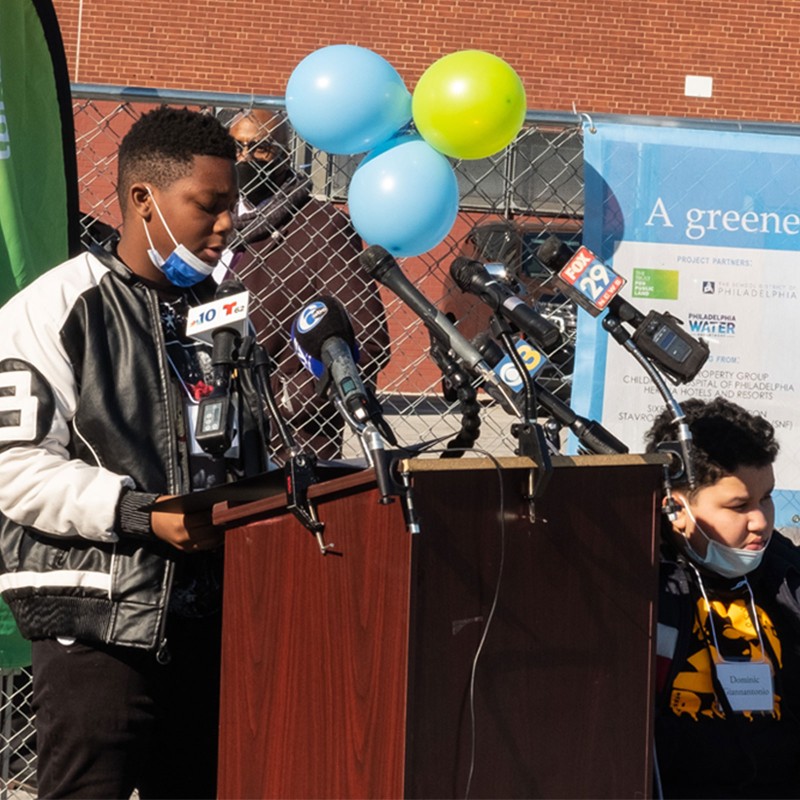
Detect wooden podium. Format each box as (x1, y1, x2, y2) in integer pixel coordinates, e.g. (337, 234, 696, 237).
(215, 454, 664, 799)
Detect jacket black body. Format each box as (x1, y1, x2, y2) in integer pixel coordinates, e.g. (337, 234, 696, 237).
(0, 247, 268, 649)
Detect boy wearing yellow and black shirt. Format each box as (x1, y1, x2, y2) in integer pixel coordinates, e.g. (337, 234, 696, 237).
(647, 397, 800, 799)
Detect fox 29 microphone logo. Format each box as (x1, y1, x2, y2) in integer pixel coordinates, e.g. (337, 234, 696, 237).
(559, 247, 625, 316)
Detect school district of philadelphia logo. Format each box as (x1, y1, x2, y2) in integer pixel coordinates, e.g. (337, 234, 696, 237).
(702, 279, 798, 300)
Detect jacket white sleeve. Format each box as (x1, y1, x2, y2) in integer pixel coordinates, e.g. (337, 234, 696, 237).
(0, 256, 134, 542)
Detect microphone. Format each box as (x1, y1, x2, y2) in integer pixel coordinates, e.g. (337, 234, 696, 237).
(449, 256, 561, 349)
(535, 236, 709, 384)
(534, 236, 641, 322)
(291, 296, 371, 425)
(190, 279, 248, 457)
(535, 237, 700, 477)
(292, 296, 400, 503)
(475, 333, 629, 455)
(185, 279, 249, 342)
(358, 245, 517, 406)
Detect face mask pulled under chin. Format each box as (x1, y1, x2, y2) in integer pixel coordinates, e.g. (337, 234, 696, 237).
(676, 494, 766, 578)
(146, 240, 214, 288)
(143, 189, 215, 287)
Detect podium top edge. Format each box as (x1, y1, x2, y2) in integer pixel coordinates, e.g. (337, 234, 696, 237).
(398, 453, 670, 473)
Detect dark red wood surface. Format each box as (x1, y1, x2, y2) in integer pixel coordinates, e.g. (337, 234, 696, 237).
(218, 478, 411, 799)
(217, 458, 661, 799)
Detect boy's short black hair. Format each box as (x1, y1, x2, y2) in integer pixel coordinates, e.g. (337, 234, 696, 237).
(117, 107, 236, 213)
(645, 396, 778, 493)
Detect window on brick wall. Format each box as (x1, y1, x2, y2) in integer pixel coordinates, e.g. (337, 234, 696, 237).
(319, 122, 584, 219)
(323, 151, 361, 200)
(510, 125, 584, 217)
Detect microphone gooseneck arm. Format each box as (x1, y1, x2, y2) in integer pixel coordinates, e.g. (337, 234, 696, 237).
(245, 340, 334, 554)
(489, 315, 553, 502)
(603, 313, 696, 488)
(252, 343, 297, 457)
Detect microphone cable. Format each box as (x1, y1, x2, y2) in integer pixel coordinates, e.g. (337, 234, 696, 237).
(410, 447, 508, 800)
(461, 448, 505, 800)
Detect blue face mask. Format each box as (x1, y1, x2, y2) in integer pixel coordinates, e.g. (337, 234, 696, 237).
(143, 187, 216, 287)
(676, 494, 767, 578)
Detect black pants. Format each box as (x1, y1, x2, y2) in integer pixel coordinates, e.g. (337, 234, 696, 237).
(31, 613, 222, 800)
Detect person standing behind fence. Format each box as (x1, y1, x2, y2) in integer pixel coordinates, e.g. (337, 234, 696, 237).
(645, 397, 800, 799)
(0, 106, 270, 799)
(222, 108, 390, 462)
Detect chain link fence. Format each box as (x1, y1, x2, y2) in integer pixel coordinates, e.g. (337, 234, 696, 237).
(1, 85, 585, 798)
(5, 83, 800, 799)
(1, 669, 35, 799)
(72, 87, 585, 461)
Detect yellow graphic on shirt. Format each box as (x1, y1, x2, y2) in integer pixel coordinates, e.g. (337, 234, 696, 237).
(669, 595, 781, 721)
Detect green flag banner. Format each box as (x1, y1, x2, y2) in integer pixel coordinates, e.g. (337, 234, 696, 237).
(0, 0, 78, 668)
(0, 598, 29, 670)
(0, 0, 79, 307)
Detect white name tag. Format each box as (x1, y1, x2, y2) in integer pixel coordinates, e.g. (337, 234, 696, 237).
(716, 661, 774, 713)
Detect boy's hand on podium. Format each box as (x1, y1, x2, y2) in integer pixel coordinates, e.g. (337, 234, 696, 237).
(151, 496, 224, 552)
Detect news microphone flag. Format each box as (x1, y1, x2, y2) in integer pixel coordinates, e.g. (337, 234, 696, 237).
(492, 338, 549, 393)
(557, 247, 625, 316)
(185, 289, 250, 343)
(0, 0, 79, 308)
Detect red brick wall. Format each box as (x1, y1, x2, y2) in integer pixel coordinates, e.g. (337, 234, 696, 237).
(53, 0, 800, 123)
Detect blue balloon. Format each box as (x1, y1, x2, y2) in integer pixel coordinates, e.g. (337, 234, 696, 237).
(348, 133, 459, 257)
(286, 45, 412, 155)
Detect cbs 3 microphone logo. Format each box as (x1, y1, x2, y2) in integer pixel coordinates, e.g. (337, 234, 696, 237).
(495, 341, 547, 391)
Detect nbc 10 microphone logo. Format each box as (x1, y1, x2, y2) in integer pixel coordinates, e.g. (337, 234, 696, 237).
(297, 301, 328, 333)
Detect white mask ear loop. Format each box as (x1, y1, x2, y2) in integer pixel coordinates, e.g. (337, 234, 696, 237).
(142, 215, 161, 261)
(674, 492, 709, 546)
(145, 185, 180, 249)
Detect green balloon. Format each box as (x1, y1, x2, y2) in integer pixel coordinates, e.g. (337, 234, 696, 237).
(412, 50, 527, 160)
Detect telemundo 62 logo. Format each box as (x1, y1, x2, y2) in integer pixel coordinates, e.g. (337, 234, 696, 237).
(297, 301, 328, 334)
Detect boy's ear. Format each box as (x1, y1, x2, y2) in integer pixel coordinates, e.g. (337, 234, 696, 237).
(128, 183, 153, 220)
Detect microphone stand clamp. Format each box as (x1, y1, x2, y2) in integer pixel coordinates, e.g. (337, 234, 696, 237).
(284, 452, 335, 555)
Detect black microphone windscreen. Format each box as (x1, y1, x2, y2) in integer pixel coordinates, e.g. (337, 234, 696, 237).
(293, 296, 355, 359)
(216, 278, 247, 298)
(358, 245, 395, 282)
(449, 257, 483, 292)
(471, 331, 505, 367)
(535, 235, 572, 272)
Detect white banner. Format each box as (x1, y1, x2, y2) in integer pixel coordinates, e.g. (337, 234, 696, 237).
(574, 122, 800, 525)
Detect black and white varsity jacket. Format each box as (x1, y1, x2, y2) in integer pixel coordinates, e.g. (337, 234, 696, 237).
(0, 247, 268, 649)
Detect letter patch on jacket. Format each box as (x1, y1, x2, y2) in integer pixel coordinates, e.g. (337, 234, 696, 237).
(0, 358, 55, 449)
